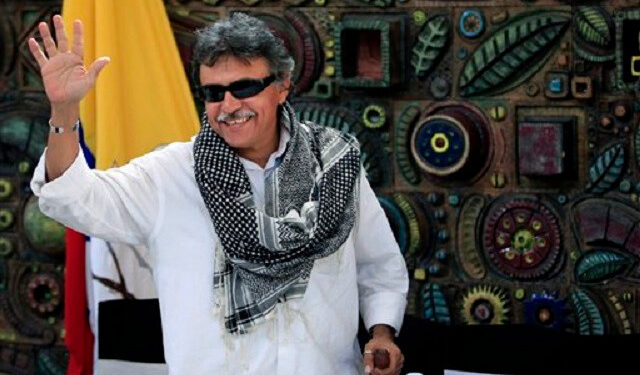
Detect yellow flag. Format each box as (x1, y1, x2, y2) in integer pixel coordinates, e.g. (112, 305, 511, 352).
(62, 0, 199, 169)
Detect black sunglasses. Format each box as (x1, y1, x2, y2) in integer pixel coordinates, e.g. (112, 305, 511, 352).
(198, 75, 276, 103)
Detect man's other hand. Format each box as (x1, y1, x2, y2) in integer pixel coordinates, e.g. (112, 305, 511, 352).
(363, 325, 404, 375)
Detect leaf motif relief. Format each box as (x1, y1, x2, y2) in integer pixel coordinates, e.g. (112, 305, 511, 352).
(411, 15, 450, 79)
(457, 195, 486, 280)
(571, 289, 605, 335)
(572, 6, 614, 62)
(574, 6, 612, 47)
(459, 11, 570, 97)
(575, 250, 634, 283)
(422, 283, 451, 324)
(586, 144, 625, 194)
(395, 103, 421, 185)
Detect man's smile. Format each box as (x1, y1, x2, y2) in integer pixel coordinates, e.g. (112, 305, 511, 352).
(220, 115, 253, 126)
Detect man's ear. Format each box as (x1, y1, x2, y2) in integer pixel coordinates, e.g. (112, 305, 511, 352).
(278, 76, 292, 104)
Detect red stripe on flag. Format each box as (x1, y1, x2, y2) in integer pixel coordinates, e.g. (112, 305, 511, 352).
(65, 228, 94, 375)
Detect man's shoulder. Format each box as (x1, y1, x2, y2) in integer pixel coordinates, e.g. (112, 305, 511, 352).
(298, 120, 361, 153)
(298, 119, 337, 134)
(130, 140, 194, 170)
(298, 120, 357, 141)
(151, 139, 194, 156)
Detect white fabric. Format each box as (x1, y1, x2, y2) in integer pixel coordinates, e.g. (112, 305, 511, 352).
(95, 360, 168, 375)
(88, 238, 161, 374)
(31, 131, 408, 375)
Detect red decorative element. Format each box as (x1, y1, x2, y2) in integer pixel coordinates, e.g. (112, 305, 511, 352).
(483, 199, 561, 280)
(284, 10, 322, 94)
(26, 274, 61, 314)
(356, 30, 383, 80)
(257, 12, 322, 95)
(625, 226, 640, 257)
(518, 122, 564, 175)
(572, 199, 640, 257)
(574, 202, 607, 243)
(606, 209, 636, 246)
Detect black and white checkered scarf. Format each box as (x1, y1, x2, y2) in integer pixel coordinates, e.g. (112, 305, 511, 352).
(194, 103, 360, 334)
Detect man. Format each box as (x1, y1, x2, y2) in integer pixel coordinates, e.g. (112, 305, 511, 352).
(29, 12, 408, 375)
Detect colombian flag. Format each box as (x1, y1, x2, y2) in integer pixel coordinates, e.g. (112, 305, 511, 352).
(60, 1, 199, 373)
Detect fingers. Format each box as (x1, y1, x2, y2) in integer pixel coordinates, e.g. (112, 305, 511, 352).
(30, 15, 79, 68)
(363, 346, 374, 374)
(53, 15, 69, 52)
(38, 21, 58, 58)
(71, 20, 83, 58)
(387, 347, 401, 370)
(28, 38, 47, 68)
(87, 57, 111, 83)
(366, 344, 402, 375)
(380, 353, 404, 375)
(379, 347, 402, 375)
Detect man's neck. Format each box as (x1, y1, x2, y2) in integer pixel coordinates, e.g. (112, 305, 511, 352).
(239, 150, 271, 168)
(237, 126, 281, 168)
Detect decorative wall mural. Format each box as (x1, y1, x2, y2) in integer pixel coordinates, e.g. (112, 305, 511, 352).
(3, 0, 640, 371)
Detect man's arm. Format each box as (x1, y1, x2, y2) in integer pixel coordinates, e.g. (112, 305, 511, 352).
(354, 170, 408, 333)
(31, 145, 162, 245)
(354, 169, 409, 375)
(28, 15, 109, 180)
(46, 105, 80, 180)
(369, 324, 395, 339)
(27, 16, 161, 245)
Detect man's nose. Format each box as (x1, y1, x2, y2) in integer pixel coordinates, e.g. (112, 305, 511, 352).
(220, 91, 241, 113)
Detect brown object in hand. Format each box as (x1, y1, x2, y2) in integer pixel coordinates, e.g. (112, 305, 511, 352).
(373, 349, 390, 369)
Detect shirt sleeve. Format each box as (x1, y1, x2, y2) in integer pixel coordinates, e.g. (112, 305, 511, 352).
(354, 169, 409, 334)
(30, 146, 161, 245)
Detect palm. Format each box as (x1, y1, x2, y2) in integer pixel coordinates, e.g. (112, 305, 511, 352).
(41, 53, 92, 103)
(28, 15, 109, 105)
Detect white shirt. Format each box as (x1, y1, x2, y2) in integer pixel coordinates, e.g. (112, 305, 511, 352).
(31, 129, 408, 375)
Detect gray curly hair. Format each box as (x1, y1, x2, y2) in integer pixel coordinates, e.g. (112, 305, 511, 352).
(191, 13, 295, 86)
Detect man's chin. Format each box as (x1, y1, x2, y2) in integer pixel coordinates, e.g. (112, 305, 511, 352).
(220, 134, 250, 149)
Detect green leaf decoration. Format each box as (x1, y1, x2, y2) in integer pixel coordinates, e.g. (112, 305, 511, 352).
(377, 196, 409, 254)
(573, 7, 612, 48)
(572, 7, 614, 62)
(37, 349, 67, 375)
(395, 103, 421, 185)
(574, 45, 614, 62)
(575, 250, 634, 283)
(571, 289, 605, 335)
(422, 283, 451, 324)
(586, 144, 625, 194)
(411, 15, 450, 79)
(459, 11, 570, 97)
(393, 193, 421, 254)
(457, 195, 486, 280)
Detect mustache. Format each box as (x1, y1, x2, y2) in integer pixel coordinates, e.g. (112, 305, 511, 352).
(216, 109, 256, 123)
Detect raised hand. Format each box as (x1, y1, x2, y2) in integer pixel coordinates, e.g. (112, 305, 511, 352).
(28, 15, 110, 106)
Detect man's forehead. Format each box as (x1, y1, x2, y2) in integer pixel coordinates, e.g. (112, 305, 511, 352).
(203, 55, 269, 70)
(199, 56, 271, 84)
